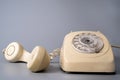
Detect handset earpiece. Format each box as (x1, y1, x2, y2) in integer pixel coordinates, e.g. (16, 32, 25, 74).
(27, 46, 50, 72)
(3, 42, 50, 72)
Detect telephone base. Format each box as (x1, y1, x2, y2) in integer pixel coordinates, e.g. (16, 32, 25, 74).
(61, 60, 115, 73)
(60, 52, 115, 73)
(60, 31, 115, 73)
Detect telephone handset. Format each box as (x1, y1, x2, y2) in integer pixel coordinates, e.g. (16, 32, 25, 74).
(2, 31, 115, 73)
(2, 42, 50, 72)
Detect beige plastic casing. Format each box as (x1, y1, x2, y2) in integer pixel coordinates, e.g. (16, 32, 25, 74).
(4, 42, 50, 72)
(60, 31, 115, 73)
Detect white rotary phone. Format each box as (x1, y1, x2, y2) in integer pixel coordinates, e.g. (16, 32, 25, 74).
(60, 31, 115, 73)
(2, 31, 115, 73)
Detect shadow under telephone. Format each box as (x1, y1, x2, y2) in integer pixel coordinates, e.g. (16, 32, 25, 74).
(2, 31, 119, 73)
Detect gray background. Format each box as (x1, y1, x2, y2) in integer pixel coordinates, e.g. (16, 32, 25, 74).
(0, 0, 120, 80)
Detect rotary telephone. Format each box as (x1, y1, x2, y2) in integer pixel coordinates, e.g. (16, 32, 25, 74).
(2, 31, 117, 73)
